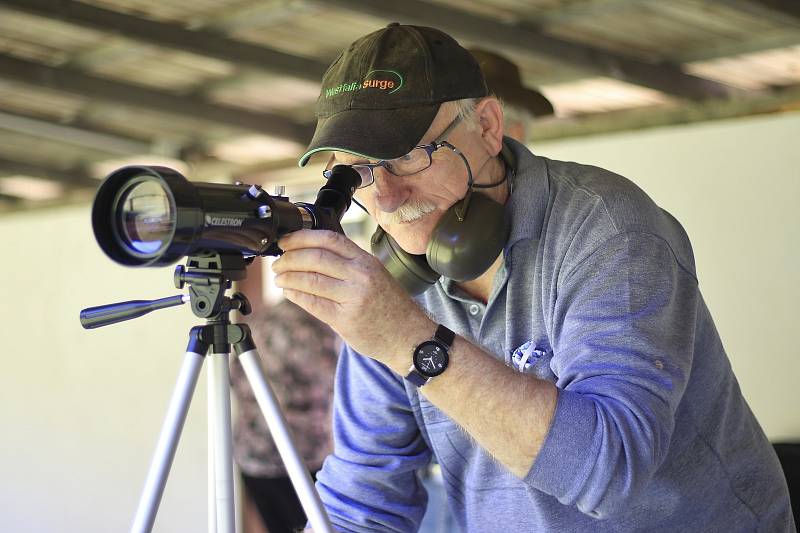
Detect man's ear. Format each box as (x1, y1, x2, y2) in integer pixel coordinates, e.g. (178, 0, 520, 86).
(474, 97, 504, 156)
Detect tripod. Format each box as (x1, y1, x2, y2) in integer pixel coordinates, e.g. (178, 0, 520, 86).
(80, 252, 334, 533)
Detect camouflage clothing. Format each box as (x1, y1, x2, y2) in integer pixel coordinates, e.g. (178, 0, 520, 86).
(231, 299, 338, 477)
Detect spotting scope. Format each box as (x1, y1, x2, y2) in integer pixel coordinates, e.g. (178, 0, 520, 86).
(90, 164, 361, 267)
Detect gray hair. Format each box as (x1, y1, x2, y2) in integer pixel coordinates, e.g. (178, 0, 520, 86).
(445, 96, 534, 141)
(445, 98, 480, 131)
(496, 97, 534, 142)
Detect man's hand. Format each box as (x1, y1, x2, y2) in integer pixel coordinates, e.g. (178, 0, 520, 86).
(271, 229, 432, 369)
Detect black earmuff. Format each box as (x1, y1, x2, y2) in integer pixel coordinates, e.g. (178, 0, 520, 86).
(370, 226, 440, 296)
(370, 191, 509, 295)
(427, 192, 509, 282)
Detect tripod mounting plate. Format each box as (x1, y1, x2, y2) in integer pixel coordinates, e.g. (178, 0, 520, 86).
(174, 251, 250, 319)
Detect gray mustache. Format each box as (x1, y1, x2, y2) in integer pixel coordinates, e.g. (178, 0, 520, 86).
(378, 199, 438, 224)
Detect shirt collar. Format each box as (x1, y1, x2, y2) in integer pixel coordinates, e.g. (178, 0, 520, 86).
(502, 136, 549, 250)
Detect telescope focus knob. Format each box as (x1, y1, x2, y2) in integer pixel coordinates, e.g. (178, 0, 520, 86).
(174, 265, 186, 289)
(247, 184, 267, 201)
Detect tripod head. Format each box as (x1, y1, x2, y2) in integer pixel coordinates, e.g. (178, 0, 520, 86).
(174, 251, 251, 320)
(79, 250, 252, 330)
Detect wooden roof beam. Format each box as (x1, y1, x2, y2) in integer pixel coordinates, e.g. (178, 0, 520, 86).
(1, 0, 330, 82)
(0, 55, 314, 143)
(0, 193, 22, 203)
(0, 156, 98, 188)
(742, 0, 800, 23)
(0, 110, 152, 155)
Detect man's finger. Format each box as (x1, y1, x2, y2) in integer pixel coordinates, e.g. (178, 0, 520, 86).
(278, 229, 359, 258)
(282, 288, 340, 324)
(274, 271, 349, 302)
(272, 247, 353, 281)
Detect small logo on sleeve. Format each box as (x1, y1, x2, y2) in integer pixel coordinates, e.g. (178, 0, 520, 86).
(511, 340, 548, 373)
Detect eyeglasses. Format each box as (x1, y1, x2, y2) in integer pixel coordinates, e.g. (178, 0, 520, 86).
(323, 114, 464, 189)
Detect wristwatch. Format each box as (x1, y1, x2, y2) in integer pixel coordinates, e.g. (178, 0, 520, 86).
(405, 324, 455, 387)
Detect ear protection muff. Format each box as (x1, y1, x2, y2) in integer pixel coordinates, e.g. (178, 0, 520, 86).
(370, 190, 510, 296)
(370, 226, 440, 297)
(427, 191, 509, 282)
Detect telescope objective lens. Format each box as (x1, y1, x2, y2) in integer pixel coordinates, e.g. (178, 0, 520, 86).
(114, 177, 176, 257)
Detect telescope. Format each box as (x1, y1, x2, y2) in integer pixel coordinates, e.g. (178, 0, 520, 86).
(91, 164, 362, 267)
(80, 164, 359, 533)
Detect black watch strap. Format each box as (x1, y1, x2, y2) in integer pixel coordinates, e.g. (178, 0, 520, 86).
(405, 368, 429, 387)
(433, 324, 455, 347)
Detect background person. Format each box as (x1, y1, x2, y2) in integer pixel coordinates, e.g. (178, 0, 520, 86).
(230, 274, 338, 532)
(468, 47, 554, 141)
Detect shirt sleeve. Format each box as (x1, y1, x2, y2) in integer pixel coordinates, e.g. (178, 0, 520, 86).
(314, 344, 432, 532)
(526, 230, 698, 518)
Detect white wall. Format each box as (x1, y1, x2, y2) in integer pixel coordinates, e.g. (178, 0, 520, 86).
(0, 111, 797, 532)
(0, 207, 211, 532)
(535, 111, 800, 440)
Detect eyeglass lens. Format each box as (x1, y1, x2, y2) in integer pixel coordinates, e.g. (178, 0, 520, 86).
(351, 166, 374, 188)
(383, 148, 431, 175)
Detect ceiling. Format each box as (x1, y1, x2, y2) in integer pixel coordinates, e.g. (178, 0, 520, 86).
(0, 0, 798, 212)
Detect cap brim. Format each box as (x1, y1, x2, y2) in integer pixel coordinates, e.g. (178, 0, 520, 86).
(299, 104, 440, 167)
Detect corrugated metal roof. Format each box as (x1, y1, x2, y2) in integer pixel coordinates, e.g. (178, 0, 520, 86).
(0, 0, 797, 211)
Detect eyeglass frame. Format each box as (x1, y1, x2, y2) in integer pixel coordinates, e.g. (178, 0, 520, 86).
(322, 113, 467, 189)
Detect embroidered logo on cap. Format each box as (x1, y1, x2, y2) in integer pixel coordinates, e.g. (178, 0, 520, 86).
(324, 69, 404, 98)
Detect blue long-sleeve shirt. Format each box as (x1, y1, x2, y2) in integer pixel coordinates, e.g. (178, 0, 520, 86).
(314, 139, 794, 532)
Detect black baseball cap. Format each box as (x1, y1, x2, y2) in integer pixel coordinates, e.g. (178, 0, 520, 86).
(299, 23, 488, 167)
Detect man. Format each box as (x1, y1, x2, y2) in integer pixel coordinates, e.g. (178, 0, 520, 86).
(272, 23, 794, 531)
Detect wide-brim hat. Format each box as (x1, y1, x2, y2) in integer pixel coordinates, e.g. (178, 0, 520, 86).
(468, 48, 554, 118)
(299, 23, 488, 166)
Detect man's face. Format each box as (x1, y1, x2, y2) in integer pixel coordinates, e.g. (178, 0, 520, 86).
(327, 106, 486, 255)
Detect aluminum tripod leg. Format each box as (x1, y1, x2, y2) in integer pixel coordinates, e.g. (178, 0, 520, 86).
(238, 349, 335, 533)
(207, 353, 235, 533)
(131, 351, 205, 533)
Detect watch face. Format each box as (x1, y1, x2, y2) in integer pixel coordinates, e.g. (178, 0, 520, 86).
(413, 341, 448, 377)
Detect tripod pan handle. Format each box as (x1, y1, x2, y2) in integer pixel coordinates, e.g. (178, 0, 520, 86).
(80, 295, 187, 329)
